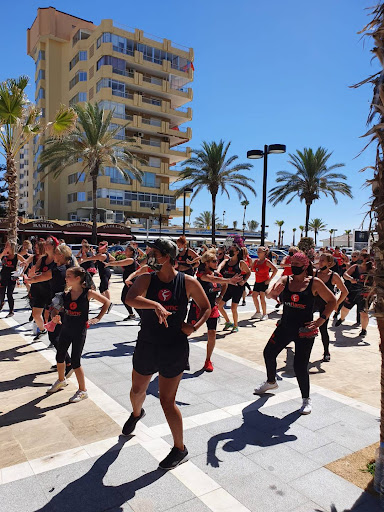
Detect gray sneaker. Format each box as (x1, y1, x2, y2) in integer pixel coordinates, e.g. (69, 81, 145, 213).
(300, 398, 312, 415)
(46, 379, 68, 394)
(253, 380, 278, 395)
(69, 390, 88, 403)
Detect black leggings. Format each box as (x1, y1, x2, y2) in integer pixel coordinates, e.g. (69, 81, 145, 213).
(264, 325, 315, 398)
(244, 282, 251, 292)
(0, 280, 16, 312)
(56, 327, 87, 369)
(121, 284, 133, 315)
(48, 321, 71, 366)
(319, 319, 330, 356)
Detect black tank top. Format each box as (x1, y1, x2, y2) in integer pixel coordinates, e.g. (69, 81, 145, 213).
(139, 271, 188, 341)
(96, 253, 111, 276)
(62, 289, 89, 330)
(198, 272, 222, 308)
(314, 271, 334, 311)
(50, 264, 67, 297)
(81, 252, 96, 271)
(36, 256, 56, 298)
(123, 260, 138, 281)
(1, 255, 18, 281)
(281, 276, 315, 329)
(221, 258, 243, 279)
(176, 249, 192, 269)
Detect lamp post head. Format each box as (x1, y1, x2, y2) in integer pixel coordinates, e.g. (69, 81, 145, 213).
(184, 187, 193, 193)
(247, 149, 264, 159)
(267, 144, 286, 154)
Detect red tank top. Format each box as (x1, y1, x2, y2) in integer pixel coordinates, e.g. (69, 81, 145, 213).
(282, 256, 292, 276)
(253, 259, 270, 283)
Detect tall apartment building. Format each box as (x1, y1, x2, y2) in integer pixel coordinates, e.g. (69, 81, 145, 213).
(27, 7, 193, 223)
(16, 140, 33, 217)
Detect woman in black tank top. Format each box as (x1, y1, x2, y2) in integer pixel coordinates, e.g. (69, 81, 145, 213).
(175, 236, 199, 276)
(80, 241, 114, 303)
(0, 241, 25, 317)
(314, 253, 348, 361)
(254, 252, 336, 416)
(105, 245, 139, 320)
(122, 237, 211, 470)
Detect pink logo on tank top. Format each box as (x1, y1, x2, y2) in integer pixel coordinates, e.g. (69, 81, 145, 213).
(158, 289, 172, 302)
(291, 294, 300, 303)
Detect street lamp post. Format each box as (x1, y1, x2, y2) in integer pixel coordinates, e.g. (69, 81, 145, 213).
(333, 229, 338, 247)
(182, 187, 193, 236)
(247, 144, 286, 246)
(223, 210, 226, 226)
(242, 222, 246, 238)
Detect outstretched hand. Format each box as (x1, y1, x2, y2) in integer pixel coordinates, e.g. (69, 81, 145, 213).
(154, 303, 172, 327)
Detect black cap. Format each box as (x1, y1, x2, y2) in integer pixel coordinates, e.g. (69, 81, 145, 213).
(147, 237, 178, 259)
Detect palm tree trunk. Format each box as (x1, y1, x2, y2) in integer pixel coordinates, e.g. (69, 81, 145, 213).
(211, 193, 217, 245)
(91, 172, 98, 245)
(348, 233, 350, 247)
(314, 230, 317, 245)
(293, 230, 295, 246)
(278, 227, 281, 247)
(5, 154, 18, 244)
(305, 203, 311, 237)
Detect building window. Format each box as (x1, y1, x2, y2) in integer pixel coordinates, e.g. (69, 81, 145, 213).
(142, 172, 160, 188)
(104, 166, 132, 184)
(77, 192, 86, 202)
(35, 50, 45, 67)
(69, 92, 87, 107)
(72, 29, 91, 47)
(87, 191, 92, 202)
(69, 51, 87, 70)
(69, 71, 87, 90)
(37, 88, 45, 100)
(96, 78, 130, 98)
(148, 157, 161, 168)
(97, 56, 134, 78)
(35, 69, 45, 87)
(68, 172, 85, 185)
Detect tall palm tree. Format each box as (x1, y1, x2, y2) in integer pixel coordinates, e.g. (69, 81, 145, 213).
(345, 229, 352, 247)
(355, 2, 384, 482)
(292, 228, 297, 246)
(188, 207, 193, 225)
(241, 199, 249, 231)
(299, 225, 305, 239)
(328, 229, 335, 247)
(194, 210, 219, 229)
(247, 220, 259, 231)
(308, 218, 327, 245)
(269, 148, 352, 236)
(281, 230, 285, 245)
(0, 76, 77, 242)
(39, 102, 143, 244)
(175, 140, 256, 244)
(275, 220, 284, 246)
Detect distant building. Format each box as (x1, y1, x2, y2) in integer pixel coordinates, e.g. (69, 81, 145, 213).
(16, 140, 33, 217)
(27, 7, 193, 224)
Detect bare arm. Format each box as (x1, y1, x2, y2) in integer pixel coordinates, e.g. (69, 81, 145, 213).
(199, 273, 242, 286)
(125, 265, 150, 285)
(87, 289, 110, 324)
(106, 257, 134, 267)
(81, 253, 107, 263)
(266, 276, 287, 300)
(184, 275, 211, 332)
(343, 265, 358, 283)
(25, 270, 53, 284)
(266, 259, 278, 282)
(332, 273, 349, 309)
(311, 278, 337, 325)
(239, 260, 251, 284)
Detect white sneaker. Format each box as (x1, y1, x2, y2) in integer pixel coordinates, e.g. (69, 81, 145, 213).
(253, 381, 278, 395)
(251, 312, 262, 319)
(69, 390, 88, 403)
(300, 398, 312, 415)
(46, 379, 68, 394)
(261, 314, 269, 321)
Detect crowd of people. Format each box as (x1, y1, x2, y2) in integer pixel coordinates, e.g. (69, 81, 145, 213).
(0, 234, 375, 469)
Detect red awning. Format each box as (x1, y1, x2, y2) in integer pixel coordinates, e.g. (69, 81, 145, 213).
(97, 233, 132, 238)
(62, 231, 93, 236)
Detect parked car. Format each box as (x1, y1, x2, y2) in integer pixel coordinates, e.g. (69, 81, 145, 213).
(107, 245, 125, 253)
(267, 249, 289, 264)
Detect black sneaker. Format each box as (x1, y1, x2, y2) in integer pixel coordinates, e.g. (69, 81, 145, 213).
(33, 329, 47, 341)
(29, 314, 33, 322)
(122, 408, 145, 436)
(359, 329, 367, 337)
(65, 365, 74, 378)
(107, 302, 113, 314)
(159, 446, 188, 470)
(333, 312, 338, 319)
(335, 319, 343, 327)
(323, 354, 331, 362)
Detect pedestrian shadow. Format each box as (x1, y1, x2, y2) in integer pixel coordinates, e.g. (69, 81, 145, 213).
(206, 396, 300, 467)
(329, 327, 370, 348)
(34, 439, 166, 512)
(0, 394, 69, 427)
(146, 375, 197, 407)
(276, 347, 296, 379)
(0, 370, 55, 393)
(0, 342, 50, 362)
(82, 341, 136, 361)
(238, 318, 258, 328)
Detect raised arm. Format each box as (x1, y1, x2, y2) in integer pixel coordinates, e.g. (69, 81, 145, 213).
(106, 257, 134, 267)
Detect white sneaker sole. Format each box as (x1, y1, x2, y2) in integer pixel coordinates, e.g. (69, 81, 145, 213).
(46, 382, 68, 394)
(253, 384, 278, 395)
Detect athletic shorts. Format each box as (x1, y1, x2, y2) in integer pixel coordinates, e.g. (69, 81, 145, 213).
(133, 334, 189, 378)
(344, 291, 371, 313)
(222, 284, 244, 304)
(253, 281, 268, 293)
(206, 317, 218, 331)
(99, 272, 111, 293)
(187, 302, 218, 331)
(29, 290, 49, 309)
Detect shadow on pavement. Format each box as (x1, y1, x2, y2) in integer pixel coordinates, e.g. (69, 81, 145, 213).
(0, 394, 69, 427)
(206, 396, 300, 467)
(35, 438, 166, 512)
(0, 369, 55, 393)
(82, 341, 135, 361)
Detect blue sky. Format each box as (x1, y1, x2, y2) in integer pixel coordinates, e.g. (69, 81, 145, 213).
(0, 0, 378, 243)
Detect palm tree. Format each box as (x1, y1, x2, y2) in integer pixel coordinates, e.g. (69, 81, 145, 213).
(308, 218, 327, 245)
(175, 140, 256, 244)
(269, 147, 352, 236)
(281, 230, 285, 245)
(241, 199, 249, 230)
(188, 207, 193, 225)
(39, 102, 143, 244)
(247, 220, 259, 231)
(355, 3, 384, 487)
(299, 225, 305, 238)
(275, 220, 284, 246)
(292, 228, 297, 246)
(328, 229, 335, 247)
(194, 211, 219, 229)
(345, 229, 352, 247)
(0, 76, 77, 242)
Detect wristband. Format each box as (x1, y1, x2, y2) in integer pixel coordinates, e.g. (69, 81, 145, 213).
(320, 314, 327, 320)
(193, 325, 197, 332)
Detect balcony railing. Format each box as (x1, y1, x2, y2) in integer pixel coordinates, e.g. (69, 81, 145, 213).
(142, 118, 162, 127)
(112, 68, 134, 79)
(112, 45, 134, 57)
(113, 112, 133, 121)
(112, 90, 134, 100)
(142, 97, 161, 106)
(141, 139, 161, 147)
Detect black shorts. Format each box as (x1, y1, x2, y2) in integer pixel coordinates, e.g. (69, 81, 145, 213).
(29, 290, 49, 309)
(344, 291, 370, 313)
(253, 281, 268, 293)
(207, 317, 218, 330)
(222, 284, 244, 304)
(99, 271, 111, 293)
(133, 334, 189, 378)
(188, 301, 218, 331)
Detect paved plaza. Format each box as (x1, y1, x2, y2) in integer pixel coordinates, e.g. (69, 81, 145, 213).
(0, 272, 382, 512)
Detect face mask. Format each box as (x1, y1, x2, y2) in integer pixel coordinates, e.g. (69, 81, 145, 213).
(291, 265, 305, 275)
(320, 265, 327, 271)
(178, 247, 184, 253)
(228, 250, 235, 257)
(147, 255, 164, 272)
(289, 251, 294, 256)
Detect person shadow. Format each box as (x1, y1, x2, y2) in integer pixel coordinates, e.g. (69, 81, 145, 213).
(82, 341, 136, 361)
(0, 394, 69, 427)
(34, 438, 166, 512)
(206, 396, 300, 467)
(0, 369, 55, 394)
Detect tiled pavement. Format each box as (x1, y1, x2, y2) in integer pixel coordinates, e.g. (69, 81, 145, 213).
(0, 280, 381, 512)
